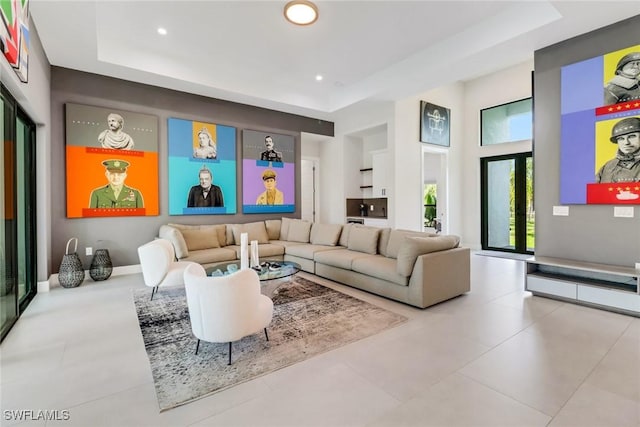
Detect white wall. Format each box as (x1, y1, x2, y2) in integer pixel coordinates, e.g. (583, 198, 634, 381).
(325, 60, 533, 244)
(394, 82, 465, 234)
(326, 100, 394, 224)
(461, 59, 533, 249)
(1, 20, 52, 281)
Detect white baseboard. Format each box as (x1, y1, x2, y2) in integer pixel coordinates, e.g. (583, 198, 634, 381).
(41, 264, 142, 292)
(463, 242, 482, 251)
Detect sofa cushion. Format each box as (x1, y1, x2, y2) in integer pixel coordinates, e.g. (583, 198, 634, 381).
(232, 221, 270, 244)
(285, 243, 343, 259)
(227, 243, 285, 259)
(314, 248, 372, 270)
(180, 227, 220, 251)
(280, 217, 292, 240)
(310, 223, 343, 246)
(159, 225, 189, 259)
(339, 223, 354, 247)
(348, 226, 381, 254)
(287, 220, 312, 243)
(386, 229, 439, 259)
(265, 219, 281, 240)
(181, 247, 237, 264)
(269, 239, 305, 249)
(352, 255, 409, 286)
(396, 235, 461, 276)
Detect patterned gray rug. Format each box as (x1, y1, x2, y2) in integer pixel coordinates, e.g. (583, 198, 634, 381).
(133, 276, 407, 412)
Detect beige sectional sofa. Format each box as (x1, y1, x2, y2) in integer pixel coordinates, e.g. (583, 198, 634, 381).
(158, 218, 470, 309)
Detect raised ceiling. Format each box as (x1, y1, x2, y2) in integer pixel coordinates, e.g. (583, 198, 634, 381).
(31, 1, 640, 119)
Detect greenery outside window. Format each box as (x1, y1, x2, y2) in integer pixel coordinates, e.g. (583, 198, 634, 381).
(481, 98, 532, 146)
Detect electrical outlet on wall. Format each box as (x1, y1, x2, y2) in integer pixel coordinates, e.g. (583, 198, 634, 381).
(86, 247, 93, 256)
(635, 262, 640, 270)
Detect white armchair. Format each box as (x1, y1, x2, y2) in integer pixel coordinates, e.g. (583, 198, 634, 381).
(137, 239, 193, 300)
(183, 263, 274, 365)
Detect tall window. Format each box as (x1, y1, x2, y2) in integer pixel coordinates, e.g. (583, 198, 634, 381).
(481, 98, 532, 146)
(1, 84, 37, 342)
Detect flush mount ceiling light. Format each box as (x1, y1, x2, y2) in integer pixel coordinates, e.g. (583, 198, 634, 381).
(284, 1, 318, 26)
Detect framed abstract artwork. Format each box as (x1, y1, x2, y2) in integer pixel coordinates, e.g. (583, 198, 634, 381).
(167, 118, 237, 215)
(420, 101, 450, 147)
(65, 103, 159, 218)
(241, 130, 295, 214)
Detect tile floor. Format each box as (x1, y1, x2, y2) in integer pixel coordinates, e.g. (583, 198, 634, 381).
(1, 254, 638, 427)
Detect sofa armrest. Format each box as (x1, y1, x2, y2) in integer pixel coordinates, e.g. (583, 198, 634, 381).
(407, 247, 470, 308)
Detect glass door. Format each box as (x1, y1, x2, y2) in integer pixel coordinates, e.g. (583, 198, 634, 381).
(0, 92, 18, 339)
(0, 85, 37, 342)
(481, 152, 534, 254)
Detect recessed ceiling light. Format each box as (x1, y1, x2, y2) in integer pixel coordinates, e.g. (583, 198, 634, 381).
(284, 1, 318, 26)
(315, 74, 323, 81)
(157, 27, 167, 35)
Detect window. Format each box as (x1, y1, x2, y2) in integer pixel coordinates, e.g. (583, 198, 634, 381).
(481, 98, 532, 146)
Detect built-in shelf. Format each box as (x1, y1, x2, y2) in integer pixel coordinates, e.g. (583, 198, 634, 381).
(525, 256, 640, 317)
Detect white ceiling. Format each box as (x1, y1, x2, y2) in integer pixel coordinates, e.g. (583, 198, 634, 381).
(31, 1, 640, 120)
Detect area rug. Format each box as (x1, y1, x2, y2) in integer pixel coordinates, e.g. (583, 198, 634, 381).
(133, 276, 407, 411)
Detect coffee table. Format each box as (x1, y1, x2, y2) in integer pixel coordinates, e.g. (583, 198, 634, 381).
(205, 260, 301, 297)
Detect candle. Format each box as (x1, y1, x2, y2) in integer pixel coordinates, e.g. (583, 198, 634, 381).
(250, 240, 259, 267)
(240, 232, 248, 270)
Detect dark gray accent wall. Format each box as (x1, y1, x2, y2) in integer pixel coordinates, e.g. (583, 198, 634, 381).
(50, 67, 334, 271)
(533, 15, 640, 266)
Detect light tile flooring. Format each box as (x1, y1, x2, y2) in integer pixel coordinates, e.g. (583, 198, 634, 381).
(1, 255, 639, 427)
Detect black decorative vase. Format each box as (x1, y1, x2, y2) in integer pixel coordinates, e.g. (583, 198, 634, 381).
(90, 249, 113, 281)
(59, 237, 84, 288)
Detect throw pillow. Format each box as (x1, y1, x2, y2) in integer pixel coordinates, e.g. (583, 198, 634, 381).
(378, 228, 392, 256)
(310, 223, 343, 246)
(396, 235, 460, 276)
(169, 223, 227, 248)
(226, 224, 236, 245)
(180, 227, 220, 251)
(200, 224, 227, 247)
(287, 220, 312, 243)
(386, 229, 438, 259)
(347, 226, 381, 254)
(265, 219, 282, 240)
(231, 222, 270, 245)
(280, 217, 292, 240)
(339, 223, 353, 247)
(159, 225, 188, 259)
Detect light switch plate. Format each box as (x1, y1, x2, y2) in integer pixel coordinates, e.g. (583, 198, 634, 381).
(553, 206, 569, 216)
(613, 206, 634, 218)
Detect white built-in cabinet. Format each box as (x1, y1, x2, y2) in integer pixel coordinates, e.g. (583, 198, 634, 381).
(371, 149, 388, 197)
(525, 256, 640, 316)
(363, 218, 389, 227)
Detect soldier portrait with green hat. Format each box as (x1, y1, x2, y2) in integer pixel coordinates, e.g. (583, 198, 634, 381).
(89, 159, 144, 208)
(256, 169, 284, 205)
